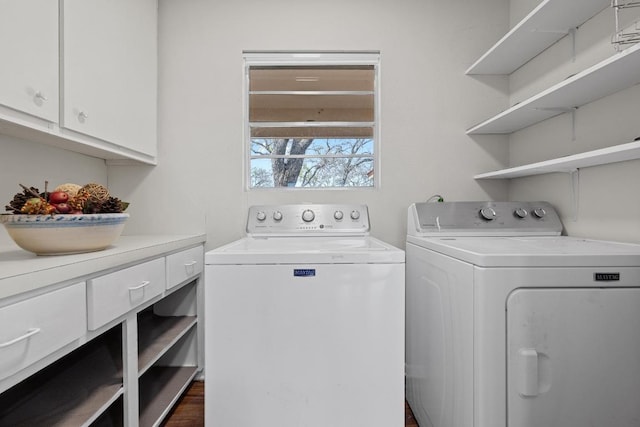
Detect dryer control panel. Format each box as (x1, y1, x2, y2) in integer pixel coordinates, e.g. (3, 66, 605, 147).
(247, 204, 370, 236)
(408, 201, 563, 236)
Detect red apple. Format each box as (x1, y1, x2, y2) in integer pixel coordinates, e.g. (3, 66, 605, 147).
(49, 191, 69, 204)
(55, 203, 71, 214)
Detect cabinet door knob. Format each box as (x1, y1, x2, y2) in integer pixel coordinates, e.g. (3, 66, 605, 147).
(78, 111, 89, 122)
(33, 91, 47, 106)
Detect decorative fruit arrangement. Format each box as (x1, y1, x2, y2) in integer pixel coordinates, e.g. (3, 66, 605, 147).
(4, 181, 129, 215)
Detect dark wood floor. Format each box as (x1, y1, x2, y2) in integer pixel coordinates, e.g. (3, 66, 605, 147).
(163, 380, 419, 426)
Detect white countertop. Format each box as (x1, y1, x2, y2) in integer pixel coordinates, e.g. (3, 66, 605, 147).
(0, 234, 206, 301)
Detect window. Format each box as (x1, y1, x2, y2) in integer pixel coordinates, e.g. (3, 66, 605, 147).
(244, 51, 380, 189)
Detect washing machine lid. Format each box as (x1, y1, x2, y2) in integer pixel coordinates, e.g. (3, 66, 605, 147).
(206, 236, 405, 265)
(407, 235, 640, 267)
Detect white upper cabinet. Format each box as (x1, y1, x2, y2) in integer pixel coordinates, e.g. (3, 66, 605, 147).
(0, 0, 59, 122)
(61, 0, 158, 158)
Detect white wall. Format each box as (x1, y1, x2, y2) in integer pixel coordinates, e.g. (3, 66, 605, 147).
(108, 0, 509, 250)
(4, 1, 635, 250)
(506, 2, 640, 243)
(0, 134, 108, 246)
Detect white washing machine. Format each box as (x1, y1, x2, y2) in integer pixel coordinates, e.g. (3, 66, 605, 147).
(204, 204, 405, 427)
(405, 201, 640, 427)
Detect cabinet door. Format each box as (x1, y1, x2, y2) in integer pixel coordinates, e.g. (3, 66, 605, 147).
(0, 0, 58, 122)
(61, 0, 157, 157)
(507, 288, 640, 427)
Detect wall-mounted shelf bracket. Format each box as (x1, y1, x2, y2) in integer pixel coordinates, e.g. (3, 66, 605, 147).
(533, 107, 578, 140)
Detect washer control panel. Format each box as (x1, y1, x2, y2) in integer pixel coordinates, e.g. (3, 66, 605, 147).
(247, 204, 370, 235)
(410, 201, 563, 236)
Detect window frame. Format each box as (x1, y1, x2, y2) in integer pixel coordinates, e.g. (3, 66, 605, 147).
(243, 51, 381, 190)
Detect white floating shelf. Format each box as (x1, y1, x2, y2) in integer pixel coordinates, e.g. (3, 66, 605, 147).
(467, 42, 640, 134)
(474, 140, 640, 179)
(466, 0, 609, 75)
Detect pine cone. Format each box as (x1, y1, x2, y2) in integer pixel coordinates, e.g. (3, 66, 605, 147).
(68, 191, 90, 212)
(99, 197, 124, 213)
(5, 187, 40, 213)
(20, 198, 55, 215)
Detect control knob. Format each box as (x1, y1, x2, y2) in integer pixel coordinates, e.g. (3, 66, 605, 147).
(301, 209, 315, 222)
(479, 207, 497, 221)
(273, 211, 283, 222)
(256, 211, 266, 222)
(514, 208, 528, 219)
(334, 210, 344, 221)
(533, 207, 547, 219)
(350, 210, 360, 220)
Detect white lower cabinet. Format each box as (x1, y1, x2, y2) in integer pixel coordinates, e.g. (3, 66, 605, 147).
(88, 258, 166, 331)
(0, 243, 203, 427)
(0, 282, 86, 382)
(166, 246, 204, 290)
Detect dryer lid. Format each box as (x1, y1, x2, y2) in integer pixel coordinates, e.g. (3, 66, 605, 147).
(406, 235, 640, 267)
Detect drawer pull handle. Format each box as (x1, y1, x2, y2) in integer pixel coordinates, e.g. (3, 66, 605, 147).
(128, 280, 151, 291)
(184, 260, 197, 274)
(0, 328, 41, 349)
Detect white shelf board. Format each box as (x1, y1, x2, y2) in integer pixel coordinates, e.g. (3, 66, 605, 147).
(466, 0, 609, 75)
(467, 42, 640, 134)
(474, 140, 640, 179)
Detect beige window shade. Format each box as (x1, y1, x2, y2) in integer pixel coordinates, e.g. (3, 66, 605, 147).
(249, 66, 375, 138)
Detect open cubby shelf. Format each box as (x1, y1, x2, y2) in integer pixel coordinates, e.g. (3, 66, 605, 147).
(139, 366, 198, 427)
(137, 309, 197, 376)
(0, 325, 123, 427)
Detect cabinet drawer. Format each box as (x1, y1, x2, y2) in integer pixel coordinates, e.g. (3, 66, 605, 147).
(166, 246, 203, 289)
(0, 282, 86, 381)
(87, 258, 165, 330)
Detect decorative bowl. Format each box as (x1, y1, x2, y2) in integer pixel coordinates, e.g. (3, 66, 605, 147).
(0, 213, 129, 255)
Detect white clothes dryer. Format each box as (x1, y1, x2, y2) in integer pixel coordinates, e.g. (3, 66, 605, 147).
(405, 201, 640, 427)
(205, 204, 405, 427)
